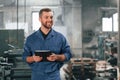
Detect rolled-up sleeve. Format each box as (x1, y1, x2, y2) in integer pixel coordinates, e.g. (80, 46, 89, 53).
(61, 37, 72, 62)
(22, 39, 32, 63)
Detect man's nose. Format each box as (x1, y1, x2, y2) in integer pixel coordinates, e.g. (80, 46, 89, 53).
(48, 17, 53, 21)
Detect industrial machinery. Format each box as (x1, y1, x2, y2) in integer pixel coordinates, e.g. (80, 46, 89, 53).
(0, 57, 13, 80)
(67, 58, 119, 80)
(0, 49, 31, 80)
(95, 60, 119, 80)
(70, 58, 96, 80)
(4, 49, 31, 80)
(0, 29, 31, 80)
(0, 29, 24, 55)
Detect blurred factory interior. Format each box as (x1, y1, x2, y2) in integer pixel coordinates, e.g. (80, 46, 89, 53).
(0, 0, 120, 80)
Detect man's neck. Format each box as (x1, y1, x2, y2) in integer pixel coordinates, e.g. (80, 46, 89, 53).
(40, 26, 51, 35)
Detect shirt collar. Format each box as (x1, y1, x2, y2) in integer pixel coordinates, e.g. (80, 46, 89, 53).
(36, 28, 55, 40)
(39, 28, 52, 39)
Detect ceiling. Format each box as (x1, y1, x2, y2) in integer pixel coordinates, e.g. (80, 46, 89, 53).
(0, 0, 118, 7)
(0, 0, 15, 7)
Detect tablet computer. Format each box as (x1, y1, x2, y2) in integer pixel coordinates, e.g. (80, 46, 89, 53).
(34, 50, 52, 61)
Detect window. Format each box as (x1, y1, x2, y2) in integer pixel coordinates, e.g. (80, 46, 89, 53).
(32, 12, 41, 31)
(113, 13, 118, 32)
(102, 13, 118, 32)
(102, 17, 112, 31)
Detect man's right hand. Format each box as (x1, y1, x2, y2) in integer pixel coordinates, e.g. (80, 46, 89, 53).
(33, 55, 43, 62)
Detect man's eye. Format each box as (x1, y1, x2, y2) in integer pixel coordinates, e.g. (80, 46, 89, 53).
(45, 16, 48, 19)
(50, 16, 53, 19)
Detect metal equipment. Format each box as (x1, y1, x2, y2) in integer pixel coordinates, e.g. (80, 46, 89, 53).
(95, 60, 119, 80)
(0, 49, 31, 80)
(70, 58, 96, 80)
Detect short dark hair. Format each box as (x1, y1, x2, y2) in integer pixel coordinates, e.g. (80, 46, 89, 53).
(39, 8, 52, 17)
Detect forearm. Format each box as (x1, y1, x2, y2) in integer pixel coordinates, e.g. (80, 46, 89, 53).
(56, 54, 66, 61)
(26, 54, 66, 62)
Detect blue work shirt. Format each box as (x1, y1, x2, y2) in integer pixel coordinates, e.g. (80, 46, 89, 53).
(22, 29, 72, 80)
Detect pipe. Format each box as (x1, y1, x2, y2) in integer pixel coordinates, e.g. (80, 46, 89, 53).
(16, 0, 19, 46)
(118, 0, 120, 67)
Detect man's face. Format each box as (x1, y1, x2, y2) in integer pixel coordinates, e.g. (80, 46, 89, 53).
(40, 11, 53, 29)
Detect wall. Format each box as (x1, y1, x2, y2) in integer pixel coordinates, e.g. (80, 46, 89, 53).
(63, 0, 82, 57)
(81, 0, 106, 58)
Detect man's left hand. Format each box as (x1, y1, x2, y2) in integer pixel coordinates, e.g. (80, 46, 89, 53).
(47, 53, 57, 61)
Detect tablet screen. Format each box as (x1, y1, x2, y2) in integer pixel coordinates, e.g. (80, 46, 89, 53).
(34, 50, 52, 61)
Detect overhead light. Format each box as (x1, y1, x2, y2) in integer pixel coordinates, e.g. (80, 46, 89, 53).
(100, 7, 117, 10)
(31, 6, 59, 9)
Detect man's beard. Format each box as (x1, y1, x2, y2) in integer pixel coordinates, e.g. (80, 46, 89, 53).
(42, 22, 53, 29)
